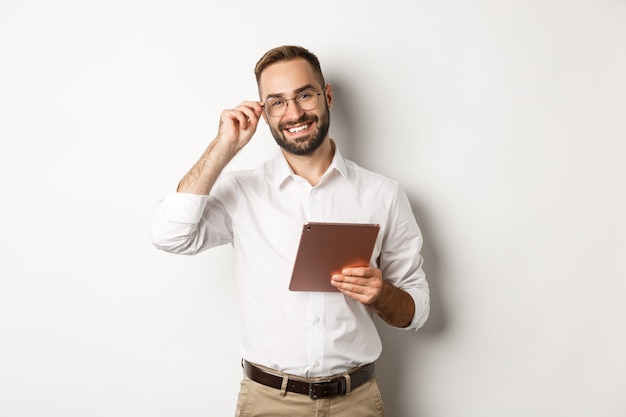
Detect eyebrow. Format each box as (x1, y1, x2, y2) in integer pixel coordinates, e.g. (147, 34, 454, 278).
(264, 84, 319, 101)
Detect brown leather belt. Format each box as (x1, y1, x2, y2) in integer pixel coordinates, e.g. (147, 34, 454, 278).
(242, 360, 375, 400)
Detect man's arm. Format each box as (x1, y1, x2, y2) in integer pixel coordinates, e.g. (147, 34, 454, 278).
(177, 101, 264, 195)
(371, 279, 416, 328)
(149, 101, 265, 254)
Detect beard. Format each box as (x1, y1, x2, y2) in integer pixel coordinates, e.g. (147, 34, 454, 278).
(269, 102, 331, 156)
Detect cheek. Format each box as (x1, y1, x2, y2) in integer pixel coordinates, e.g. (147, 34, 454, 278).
(273, 120, 284, 131)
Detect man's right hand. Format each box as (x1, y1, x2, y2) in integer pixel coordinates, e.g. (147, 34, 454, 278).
(216, 101, 266, 156)
(176, 101, 265, 195)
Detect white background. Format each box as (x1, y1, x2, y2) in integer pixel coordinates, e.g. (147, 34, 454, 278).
(1, 1, 625, 416)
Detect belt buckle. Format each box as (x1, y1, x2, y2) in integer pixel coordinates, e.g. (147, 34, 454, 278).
(308, 379, 342, 400)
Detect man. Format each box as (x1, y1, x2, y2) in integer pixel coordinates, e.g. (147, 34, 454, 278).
(150, 45, 429, 416)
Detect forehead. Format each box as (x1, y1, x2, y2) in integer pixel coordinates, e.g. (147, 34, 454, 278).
(258, 58, 321, 99)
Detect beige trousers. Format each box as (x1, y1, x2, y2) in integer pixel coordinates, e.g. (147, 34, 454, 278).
(234, 373, 385, 417)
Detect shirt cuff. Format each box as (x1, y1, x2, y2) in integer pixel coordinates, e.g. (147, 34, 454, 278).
(162, 192, 211, 224)
(403, 286, 431, 331)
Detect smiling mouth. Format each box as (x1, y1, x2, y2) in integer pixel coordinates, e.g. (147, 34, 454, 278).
(286, 124, 310, 134)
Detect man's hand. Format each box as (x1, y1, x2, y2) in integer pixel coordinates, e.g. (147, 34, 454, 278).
(332, 267, 416, 328)
(216, 101, 265, 156)
(331, 267, 383, 305)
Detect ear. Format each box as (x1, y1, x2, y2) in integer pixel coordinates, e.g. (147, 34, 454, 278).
(325, 83, 333, 109)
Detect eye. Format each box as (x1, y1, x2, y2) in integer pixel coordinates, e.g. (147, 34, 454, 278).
(268, 98, 284, 107)
(298, 91, 314, 100)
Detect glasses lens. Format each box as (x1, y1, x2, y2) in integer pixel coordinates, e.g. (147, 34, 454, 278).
(296, 90, 319, 111)
(266, 97, 285, 117)
(266, 90, 319, 117)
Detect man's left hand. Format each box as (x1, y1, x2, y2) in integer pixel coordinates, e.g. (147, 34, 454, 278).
(331, 267, 384, 305)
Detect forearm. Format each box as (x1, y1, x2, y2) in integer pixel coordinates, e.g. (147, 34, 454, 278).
(177, 138, 237, 195)
(371, 281, 416, 328)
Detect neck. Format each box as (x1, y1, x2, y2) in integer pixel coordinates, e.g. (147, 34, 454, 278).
(282, 138, 335, 186)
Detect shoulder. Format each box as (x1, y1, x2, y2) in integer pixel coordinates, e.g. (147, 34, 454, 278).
(344, 158, 402, 192)
(211, 158, 276, 198)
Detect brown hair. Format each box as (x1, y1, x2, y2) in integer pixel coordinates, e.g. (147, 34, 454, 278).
(254, 45, 326, 88)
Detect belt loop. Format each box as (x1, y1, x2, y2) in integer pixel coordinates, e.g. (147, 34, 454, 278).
(343, 373, 352, 396)
(279, 374, 289, 397)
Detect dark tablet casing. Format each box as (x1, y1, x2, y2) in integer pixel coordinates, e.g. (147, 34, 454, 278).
(288, 222, 380, 292)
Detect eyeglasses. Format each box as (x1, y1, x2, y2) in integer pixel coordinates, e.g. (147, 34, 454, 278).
(263, 89, 323, 117)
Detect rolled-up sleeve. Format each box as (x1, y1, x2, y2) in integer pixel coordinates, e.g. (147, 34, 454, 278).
(403, 271, 430, 331)
(149, 192, 232, 255)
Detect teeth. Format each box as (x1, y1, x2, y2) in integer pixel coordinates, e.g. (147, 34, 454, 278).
(288, 124, 309, 133)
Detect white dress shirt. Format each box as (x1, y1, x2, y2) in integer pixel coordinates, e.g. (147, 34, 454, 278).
(150, 143, 429, 377)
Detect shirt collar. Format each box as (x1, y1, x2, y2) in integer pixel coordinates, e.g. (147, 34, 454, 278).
(271, 139, 350, 188)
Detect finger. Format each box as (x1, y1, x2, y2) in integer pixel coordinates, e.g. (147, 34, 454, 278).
(332, 274, 365, 292)
(233, 106, 262, 131)
(333, 281, 377, 305)
(341, 267, 372, 278)
(222, 109, 250, 131)
(238, 100, 264, 112)
(236, 101, 265, 121)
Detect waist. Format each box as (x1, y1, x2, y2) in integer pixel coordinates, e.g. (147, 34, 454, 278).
(242, 360, 376, 400)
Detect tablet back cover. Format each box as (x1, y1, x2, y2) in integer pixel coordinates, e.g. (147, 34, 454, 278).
(288, 222, 380, 292)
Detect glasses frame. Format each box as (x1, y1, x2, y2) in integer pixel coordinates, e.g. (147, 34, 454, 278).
(262, 89, 324, 117)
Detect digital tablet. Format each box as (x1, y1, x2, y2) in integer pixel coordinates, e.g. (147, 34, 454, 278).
(288, 222, 380, 292)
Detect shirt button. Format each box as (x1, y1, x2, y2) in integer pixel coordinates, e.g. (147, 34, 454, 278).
(313, 316, 320, 324)
(313, 361, 320, 368)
